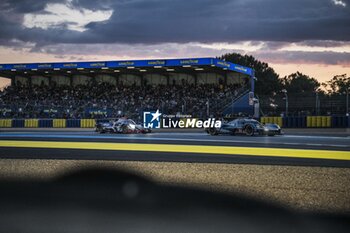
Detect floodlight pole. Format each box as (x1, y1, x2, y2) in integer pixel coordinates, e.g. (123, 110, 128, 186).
(206, 99, 210, 117)
(282, 89, 288, 117)
(182, 98, 186, 114)
(286, 95, 289, 116)
(231, 97, 234, 116)
(250, 73, 257, 118)
(346, 87, 349, 116)
(250, 69, 255, 93)
(161, 100, 165, 114)
(316, 92, 319, 115)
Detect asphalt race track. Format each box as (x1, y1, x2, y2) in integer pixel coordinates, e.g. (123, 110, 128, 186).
(0, 130, 349, 167)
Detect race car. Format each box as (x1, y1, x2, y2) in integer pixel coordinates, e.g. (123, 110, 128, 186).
(206, 118, 282, 136)
(95, 118, 151, 134)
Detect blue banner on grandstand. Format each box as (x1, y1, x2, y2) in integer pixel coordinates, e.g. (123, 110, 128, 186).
(212, 59, 253, 76)
(85, 108, 112, 117)
(43, 109, 59, 113)
(0, 107, 12, 117)
(37, 64, 53, 69)
(40, 108, 62, 118)
(166, 58, 213, 66)
(0, 57, 253, 76)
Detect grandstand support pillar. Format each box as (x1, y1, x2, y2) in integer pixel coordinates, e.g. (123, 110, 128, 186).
(141, 75, 145, 87)
(92, 75, 97, 86)
(115, 75, 119, 85)
(48, 76, 52, 87)
(28, 76, 32, 87)
(194, 74, 198, 86)
(70, 76, 73, 87)
(224, 73, 228, 86)
(250, 71, 255, 93)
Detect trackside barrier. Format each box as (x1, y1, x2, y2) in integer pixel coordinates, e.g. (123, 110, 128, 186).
(180, 118, 199, 128)
(12, 119, 24, 128)
(261, 116, 332, 128)
(24, 119, 39, 128)
(332, 116, 349, 128)
(260, 117, 282, 127)
(283, 117, 306, 128)
(306, 116, 331, 128)
(66, 119, 81, 128)
(80, 119, 96, 128)
(0, 119, 12, 127)
(53, 119, 66, 128)
(96, 119, 110, 124)
(0, 117, 347, 128)
(39, 119, 53, 128)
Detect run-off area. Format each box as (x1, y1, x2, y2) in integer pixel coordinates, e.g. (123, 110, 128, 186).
(0, 159, 349, 213)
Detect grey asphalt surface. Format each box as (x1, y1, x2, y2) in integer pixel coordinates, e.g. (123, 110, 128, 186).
(0, 130, 349, 167)
(2, 127, 350, 136)
(0, 131, 349, 149)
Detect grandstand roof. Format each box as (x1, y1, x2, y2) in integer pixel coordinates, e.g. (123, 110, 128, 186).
(0, 57, 253, 78)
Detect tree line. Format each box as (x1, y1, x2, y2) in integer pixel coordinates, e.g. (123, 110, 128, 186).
(220, 53, 349, 97)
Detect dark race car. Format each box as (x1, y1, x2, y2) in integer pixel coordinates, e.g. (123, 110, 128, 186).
(95, 118, 151, 134)
(206, 118, 282, 136)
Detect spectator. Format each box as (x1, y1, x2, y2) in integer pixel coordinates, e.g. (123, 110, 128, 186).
(0, 82, 246, 119)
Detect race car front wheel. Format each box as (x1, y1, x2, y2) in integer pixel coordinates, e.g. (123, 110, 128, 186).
(121, 125, 129, 134)
(245, 125, 254, 136)
(208, 128, 218, 136)
(230, 129, 237, 136)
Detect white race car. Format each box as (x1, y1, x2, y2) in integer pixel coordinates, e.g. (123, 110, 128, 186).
(95, 118, 151, 134)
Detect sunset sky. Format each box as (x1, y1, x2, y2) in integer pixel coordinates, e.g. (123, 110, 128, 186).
(0, 0, 349, 88)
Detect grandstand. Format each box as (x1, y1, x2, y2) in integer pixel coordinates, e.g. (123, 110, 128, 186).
(0, 58, 256, 120)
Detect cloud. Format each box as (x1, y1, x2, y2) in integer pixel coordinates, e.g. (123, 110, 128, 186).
(0, 0, 349, 47)
(28, 42, 236, 59)
(254, 50, 350, 66)
(23, 1, 113, 32)
(0, 0, 349, 70)
(297, 40, 350, 48)
(0, 0, 62, 14)
(16, 42, 349, 67)
(332, 0, 347, 7)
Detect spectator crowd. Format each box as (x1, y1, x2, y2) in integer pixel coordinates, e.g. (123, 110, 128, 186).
(0, 81, 247, 120)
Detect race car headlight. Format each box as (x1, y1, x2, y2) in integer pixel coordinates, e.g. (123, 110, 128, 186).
(129, 124, 136, 130)
(264, 128, 269, 131)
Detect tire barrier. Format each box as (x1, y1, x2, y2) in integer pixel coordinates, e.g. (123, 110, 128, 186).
(332, 116, 349, 128)
(66, 119, 81, 128)
(53, 119, 66, 128)
(260, 117, 283, 127)
(0, 117, 348, 128)
(39, 119, 53, 128)
(0, 119, 12, 127)
(80, 119, 96, 128)
(261, 116, 333, 128)
(180, 118, 199, 128)
(306, 116, 331, 128)
(24, 119, 39, 128)
(12, 119, 25, 128)
(283, 117, 306, 128)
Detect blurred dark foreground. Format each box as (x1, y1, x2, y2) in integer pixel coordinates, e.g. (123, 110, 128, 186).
(0, 168, 349, 233)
